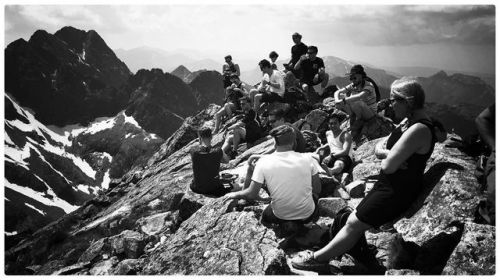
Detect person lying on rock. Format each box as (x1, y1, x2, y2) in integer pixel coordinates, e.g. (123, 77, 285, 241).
(316, 112, 353, 176)
(214, 74, 248, 133)
(190, 127, 241, 197)
(224, 124, 321, 230)
(249, 59, 285, 113)
(222, 96, 264, 159)
(334, 64, 380, 144)
(292, 77, 437, 272)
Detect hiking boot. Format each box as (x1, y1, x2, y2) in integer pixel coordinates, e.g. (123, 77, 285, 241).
(291, 250, 329, 273)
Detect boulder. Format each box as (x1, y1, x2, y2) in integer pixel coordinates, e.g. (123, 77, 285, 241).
(137, 212, 173, 236)
(89, 256, 119, 275)
(108, 230, 146, 259)
(318, 198, 347, 218)
(442, 222, 495, 275)
(113, 258, 144, 275)
(141, 198, 290, 275)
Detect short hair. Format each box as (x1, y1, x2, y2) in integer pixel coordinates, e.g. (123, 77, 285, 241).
(239, 96, 251, 103)
(269, 51, 279, 59)
(270, 124, 295, 146)
(258, 59, 272, 69)
(292, 32, 302, 39)
(307, 46, 318, 54)
(268, 108, 285, 120)
(390, 77, 425, 110)
(198, 126, 212, 139)
(328, 111, 347, 123)
(224, 55, 232, 60)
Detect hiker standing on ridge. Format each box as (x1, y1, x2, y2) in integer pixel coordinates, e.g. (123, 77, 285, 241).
(294, 45, 329, 96)
(292, 77, 437, 272)
(222, 55, 240, 89)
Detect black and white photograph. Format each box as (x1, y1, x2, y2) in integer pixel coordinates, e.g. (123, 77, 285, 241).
(2, 0, 496, 276)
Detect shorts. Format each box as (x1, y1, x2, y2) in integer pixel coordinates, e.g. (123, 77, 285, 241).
(355, 175, 421, 228)
(324, 154, 353, 172)
(190, 180, 232, 197)
(260, 91, 285, 103)
(261, 195, 319, 225)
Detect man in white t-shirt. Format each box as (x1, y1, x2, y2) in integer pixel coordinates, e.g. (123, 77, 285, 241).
(224, 124, 321, 227)
(249, 59, 285, 112)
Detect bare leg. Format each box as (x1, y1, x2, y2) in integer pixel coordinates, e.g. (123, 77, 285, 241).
(254, 93, 263, 112)
(249, 89, 259, 108)
(232, 127, 246, 153)
(313, 212, 372, 262)
(328, 159, 345, 175)
(224, 102, 235, 118)
(222, 133, 234, 154)
(214, 107, 226, 133)
(320, 73, 329, 94)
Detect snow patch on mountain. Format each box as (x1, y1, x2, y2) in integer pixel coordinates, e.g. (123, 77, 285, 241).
(5, 180, 79, 214)
(86, 117, 116, 135)
(25, 203, 46, 216)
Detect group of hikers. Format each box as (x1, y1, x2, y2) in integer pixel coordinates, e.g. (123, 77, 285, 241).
(188, 32, 496, 273)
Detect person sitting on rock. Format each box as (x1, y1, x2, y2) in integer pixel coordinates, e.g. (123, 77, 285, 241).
(214, 74, 248, 132)
(266, 108, 306, 153)
(269, 51, 279, 70)
(249, 59, 285, 112)
(222, 55, 240, 89)
(294, 45, 329, 96)
(190, 127, 240, 197)
(292, 77, 437, 272)
(285, 32, 308, 77)
(316, 112, 353, 176)
(224, 124, 321, 230)
(222, 96, 264, 159)
(334, 64, 381, 144)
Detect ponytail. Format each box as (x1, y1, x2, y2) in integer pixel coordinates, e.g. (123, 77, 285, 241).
(365, 76, 381, 102)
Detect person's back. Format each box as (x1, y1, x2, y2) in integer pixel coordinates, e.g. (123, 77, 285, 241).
(253, 151, 316, 220)
(190, 144, 225, 195)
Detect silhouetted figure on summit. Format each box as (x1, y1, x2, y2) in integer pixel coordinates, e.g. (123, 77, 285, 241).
(222, 55, 240, 89)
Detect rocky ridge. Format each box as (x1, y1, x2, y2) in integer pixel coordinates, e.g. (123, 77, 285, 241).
(5, 102, 495, 275)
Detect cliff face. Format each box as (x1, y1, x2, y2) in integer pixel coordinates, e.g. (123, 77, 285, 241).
(5, 104, 495, 275)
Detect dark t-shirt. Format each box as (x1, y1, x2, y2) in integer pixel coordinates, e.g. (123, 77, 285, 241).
(242, 109, 263, 143)
(290, 42, 308, 65)
(190, 144, 225, 194)
(301, 57, 325, 82)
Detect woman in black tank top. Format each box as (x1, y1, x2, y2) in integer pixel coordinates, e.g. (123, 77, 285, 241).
(292, 78, 437, 272)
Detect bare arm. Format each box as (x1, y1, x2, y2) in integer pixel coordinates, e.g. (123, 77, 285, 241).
(375, 136, 390, 159)
(344, 89, 369, 103)
(294, 55, 307, 71)
(475, 105, 495, 150)
(311, 173, 321, 198)
(333, 132, 352, 157)
(234, 64, 241, 76)
(381, 124, 431, 174)
(224, 180, 265, 201)
(334, 87, 349, 103)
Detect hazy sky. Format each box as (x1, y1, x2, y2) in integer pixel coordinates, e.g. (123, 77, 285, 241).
(4, 2, 496, 74)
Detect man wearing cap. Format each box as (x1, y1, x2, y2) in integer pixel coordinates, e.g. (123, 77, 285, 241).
(222, 55, 241, 89)
(334, 64, 380, 143)
(224, 124, 321, 229)
(294, 46, 330, 96)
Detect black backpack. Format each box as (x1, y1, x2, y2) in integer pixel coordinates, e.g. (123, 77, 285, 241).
(328, 206, 369, 260)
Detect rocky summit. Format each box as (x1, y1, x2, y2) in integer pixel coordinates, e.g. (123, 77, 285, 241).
(5, 103, 494, 275)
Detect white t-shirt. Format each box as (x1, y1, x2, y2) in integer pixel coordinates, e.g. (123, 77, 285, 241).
(326, 130, 353, 156)
(259, 70, 285, 97)
(251, 151, 318, 220)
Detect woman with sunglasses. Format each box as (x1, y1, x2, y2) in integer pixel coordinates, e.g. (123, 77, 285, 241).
(292, 77, 437, 273)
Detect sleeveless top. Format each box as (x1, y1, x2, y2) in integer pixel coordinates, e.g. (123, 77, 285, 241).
(382, 119, 436, 191)
(326, 130, 349, 154)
